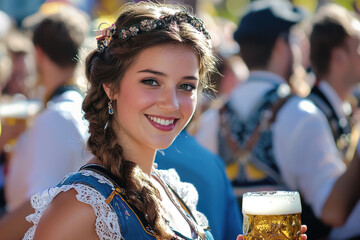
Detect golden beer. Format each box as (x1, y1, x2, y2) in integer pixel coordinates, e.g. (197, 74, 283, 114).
(0, 99, 42, 156)
(242, 191, 302, 240)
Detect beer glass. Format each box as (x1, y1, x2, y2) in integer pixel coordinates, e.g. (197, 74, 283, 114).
(0, 99, 42, 155)
(242, 191, 302, 240)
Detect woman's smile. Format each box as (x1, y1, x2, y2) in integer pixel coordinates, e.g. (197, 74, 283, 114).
(146, 114, 179, 131)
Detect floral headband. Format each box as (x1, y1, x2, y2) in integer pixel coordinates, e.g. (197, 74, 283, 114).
(94, 11, 211, 52)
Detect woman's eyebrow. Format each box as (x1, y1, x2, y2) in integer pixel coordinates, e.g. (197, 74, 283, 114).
(138, 69, 165, 76)
(138, 69, 198, 80)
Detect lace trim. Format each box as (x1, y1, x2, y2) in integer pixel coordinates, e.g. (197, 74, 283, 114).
(80, 169, 115, 187)
(23, 175, 123, 240)
(156, 168, 209, 228)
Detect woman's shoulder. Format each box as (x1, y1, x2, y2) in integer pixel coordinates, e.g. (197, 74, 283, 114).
(27, 188, 98, 239)
(24, 170, 123, 240)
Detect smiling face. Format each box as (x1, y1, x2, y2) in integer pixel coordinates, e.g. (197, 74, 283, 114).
(104, 43, 199, 157)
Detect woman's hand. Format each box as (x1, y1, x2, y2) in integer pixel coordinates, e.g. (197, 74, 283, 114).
(236, 225, 307, 240)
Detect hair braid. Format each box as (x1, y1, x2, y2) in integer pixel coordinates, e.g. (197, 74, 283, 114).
(83, 51, 173, 239)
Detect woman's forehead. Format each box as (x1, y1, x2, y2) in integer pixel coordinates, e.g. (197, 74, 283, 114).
(129, 44, 199, 75)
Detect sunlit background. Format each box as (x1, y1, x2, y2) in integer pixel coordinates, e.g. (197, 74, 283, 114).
(1, 0, 360, 27)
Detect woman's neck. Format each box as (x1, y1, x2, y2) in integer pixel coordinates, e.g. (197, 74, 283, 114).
(87, 147, 156, 176)
(123, 147, 156, 176)
(114, 124, 157, 176)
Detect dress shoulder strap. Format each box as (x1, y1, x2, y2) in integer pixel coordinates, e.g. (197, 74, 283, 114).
(77, 164, 159, 238)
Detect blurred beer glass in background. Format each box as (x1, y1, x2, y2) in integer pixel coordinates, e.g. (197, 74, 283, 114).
(242, 191, 302, 240)
(0, 98, 42, 155)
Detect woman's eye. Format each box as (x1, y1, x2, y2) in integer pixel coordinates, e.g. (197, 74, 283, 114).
(179, 83, 196, 91)
(141, 79, 159, 86)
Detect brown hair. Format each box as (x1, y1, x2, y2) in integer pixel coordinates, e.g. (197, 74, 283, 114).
(238, 38, 276, 70)
(31, 4, 90, 67)
(82, 2, 216, 239)
(310, 3, 358, 78)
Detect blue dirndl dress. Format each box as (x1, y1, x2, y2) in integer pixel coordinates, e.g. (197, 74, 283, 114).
(23, 164, 213, 240)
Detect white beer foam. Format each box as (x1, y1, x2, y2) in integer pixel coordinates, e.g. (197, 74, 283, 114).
(242, 191, 302, 215)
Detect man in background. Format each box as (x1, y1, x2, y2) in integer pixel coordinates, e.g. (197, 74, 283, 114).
(195, 1, 360, 239)
(0, 3, 91, 239)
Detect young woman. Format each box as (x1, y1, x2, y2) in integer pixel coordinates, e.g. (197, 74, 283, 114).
(22, 2, 307, 240)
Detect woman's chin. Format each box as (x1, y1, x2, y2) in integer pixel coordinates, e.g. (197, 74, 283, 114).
(155, 138, 178, 151)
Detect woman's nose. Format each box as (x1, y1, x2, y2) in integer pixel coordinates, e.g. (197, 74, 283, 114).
(158, 88, 179, 111)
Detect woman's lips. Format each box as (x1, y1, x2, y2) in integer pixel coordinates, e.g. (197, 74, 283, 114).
(146, 114, 178, 131)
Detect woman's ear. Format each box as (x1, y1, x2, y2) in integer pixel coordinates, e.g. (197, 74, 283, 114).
(102, 83, 113, 99)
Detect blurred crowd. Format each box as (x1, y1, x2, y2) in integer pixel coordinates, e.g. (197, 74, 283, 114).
(1, 0, 360, 239)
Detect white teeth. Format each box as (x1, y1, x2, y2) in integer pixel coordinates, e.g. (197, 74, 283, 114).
(148, 116, 174, 126)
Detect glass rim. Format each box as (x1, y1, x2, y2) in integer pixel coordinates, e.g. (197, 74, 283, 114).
(243, 191, 300, 197)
